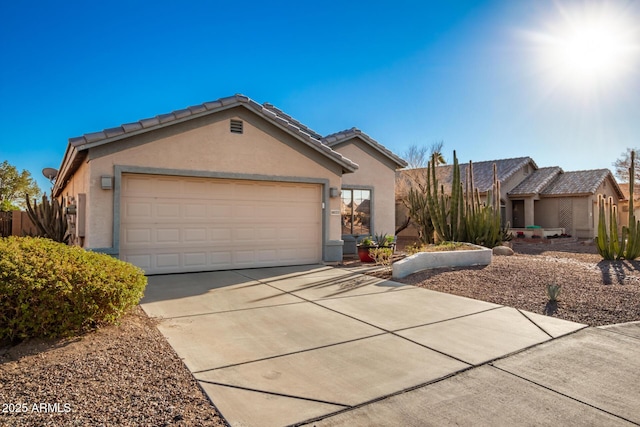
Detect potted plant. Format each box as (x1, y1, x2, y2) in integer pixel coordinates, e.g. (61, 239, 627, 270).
(357, 233, 396, 262)
(357, 236, 377, 263)
(377, 233, 396, 250)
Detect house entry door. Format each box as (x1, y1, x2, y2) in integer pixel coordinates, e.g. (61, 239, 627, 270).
(512, 200, 525, 228)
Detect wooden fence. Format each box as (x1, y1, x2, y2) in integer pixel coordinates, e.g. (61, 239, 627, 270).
(0, 211, 36, 237)
(0, 211, 11, 237)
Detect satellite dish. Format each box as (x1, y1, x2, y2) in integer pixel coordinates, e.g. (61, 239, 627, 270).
(42, 168, 58, 182)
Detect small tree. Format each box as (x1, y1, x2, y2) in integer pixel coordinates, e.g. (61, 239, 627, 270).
(612, 148, 640, 183)
(0, 160, 42, 211)
(396, 141, 446, 238)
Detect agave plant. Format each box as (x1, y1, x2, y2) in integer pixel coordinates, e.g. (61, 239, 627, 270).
(25, 194, 70, 244)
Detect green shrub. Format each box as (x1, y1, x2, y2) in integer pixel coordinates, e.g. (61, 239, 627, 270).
(0, 236, 147, 340)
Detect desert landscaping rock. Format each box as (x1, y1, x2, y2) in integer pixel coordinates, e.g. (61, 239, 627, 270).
(492, 245, 514, 256)
(396, 239, 640, 326)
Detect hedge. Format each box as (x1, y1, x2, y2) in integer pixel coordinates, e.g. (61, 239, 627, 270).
(0, 236, 147, 340)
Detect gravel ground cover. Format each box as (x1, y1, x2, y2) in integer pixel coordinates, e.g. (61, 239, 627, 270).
(394, 239, 640, 326)
(0, 306, 227, 427)
(2, 239, 638, 426)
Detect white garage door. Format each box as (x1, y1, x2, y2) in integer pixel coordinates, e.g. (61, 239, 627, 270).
(120, 174, 322, 274)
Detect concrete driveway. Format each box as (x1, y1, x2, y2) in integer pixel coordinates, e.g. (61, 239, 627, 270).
(141, 265, 640, 426)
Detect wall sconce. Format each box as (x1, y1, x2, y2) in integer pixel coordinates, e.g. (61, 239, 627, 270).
(330, 187, 341, 198)
(101, 176, 113, 190)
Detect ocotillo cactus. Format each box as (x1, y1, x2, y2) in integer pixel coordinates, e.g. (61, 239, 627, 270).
(25, 194, 70, 244)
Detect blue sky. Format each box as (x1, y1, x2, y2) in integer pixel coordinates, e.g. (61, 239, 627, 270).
(2, 0, 639, 192)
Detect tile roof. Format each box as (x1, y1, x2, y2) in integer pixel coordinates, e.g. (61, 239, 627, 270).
(55, 94, 371, 195)
(322, 127, 408, 168)
(540, 169, 622, 197)
(261, 103, 323, 140)
(508, 167, 563, 196)
(617, 183, 640, 202)
(425, 156, 536, 193)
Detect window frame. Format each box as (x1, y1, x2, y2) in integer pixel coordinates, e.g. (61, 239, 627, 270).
(340, 186, 374, 236)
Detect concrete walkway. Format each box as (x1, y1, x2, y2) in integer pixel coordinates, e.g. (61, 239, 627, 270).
(141, 265, 640, 426)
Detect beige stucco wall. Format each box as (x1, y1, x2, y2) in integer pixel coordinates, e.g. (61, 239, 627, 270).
(63, 107, 345, 250)
(501, 162, 535, 226)
(536, 194, 604, 238)
(533, 199, 558, 229)
(60, 159, 90, 245)
(332, 139, 398, 237)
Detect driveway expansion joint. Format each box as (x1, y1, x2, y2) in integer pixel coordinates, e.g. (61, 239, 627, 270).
(197, 380, 351, 408)
(517, 309, 555, 339)
(294, 364, 479, 426)
(191, 331, 388, 374)
(490, 363, 639, 426)
(158, 299, 308, 320)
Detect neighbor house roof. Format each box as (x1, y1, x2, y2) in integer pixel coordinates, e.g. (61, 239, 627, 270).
(413, 156, 536, 194)
(54, 94, 362, 196)
(508, 167, 563, 196)
(540, 169, 624, 198)
(617, 183, 640, 202)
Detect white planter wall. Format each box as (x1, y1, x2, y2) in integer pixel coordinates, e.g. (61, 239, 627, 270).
(392, 244, 492, 279)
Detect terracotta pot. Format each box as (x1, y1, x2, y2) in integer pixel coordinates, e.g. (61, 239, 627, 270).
(357, 245, 376, 263)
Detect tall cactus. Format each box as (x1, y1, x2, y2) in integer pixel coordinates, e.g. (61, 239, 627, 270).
(624, 151, 640, 259)
(595, 195, 623, 260)
(25, 194, 70, 244)
(426, 150, 464, 242)
(596, 150, 640, 260)
(464, 162, 505, 247)
(407, 186, 433, 244)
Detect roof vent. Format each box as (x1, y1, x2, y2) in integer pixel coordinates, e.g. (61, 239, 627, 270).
(230, 119, 243, 134)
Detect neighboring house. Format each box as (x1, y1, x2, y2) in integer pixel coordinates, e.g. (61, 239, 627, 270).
(53, 94, 406, 274)
(617, 183, 640, 229)
(397, 157, 623, 239)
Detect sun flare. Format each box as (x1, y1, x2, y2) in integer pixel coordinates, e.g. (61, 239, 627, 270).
(530, 2, 639, 89)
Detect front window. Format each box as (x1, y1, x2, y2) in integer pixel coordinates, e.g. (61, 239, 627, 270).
(341, 188, 371, 235)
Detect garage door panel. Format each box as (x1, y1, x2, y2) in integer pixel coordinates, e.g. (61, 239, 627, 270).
(124, 176, 153, 193)
(184, 203, 208, 218)
(156, 203, 180, 218)
(125, 254, 152, 269)
(124, 228, 152, 245)
(210, 228, 232, 242)
(210, 252, 233, 265)
(184, 252, 207, 267)
(121, 174, 322, 274)
(156, 253, 180, 268)
(156, 228, 180, 243)
(209, 204, 233, 218)
(184, 228, 207, 242)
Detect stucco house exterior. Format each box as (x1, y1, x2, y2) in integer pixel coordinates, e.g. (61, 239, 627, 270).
(53, 94, 406, 274)
(397, 156, 623, 239)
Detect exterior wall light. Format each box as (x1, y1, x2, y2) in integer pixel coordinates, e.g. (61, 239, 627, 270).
(101, 176, 113, 190)
(330, 187, 341, 198)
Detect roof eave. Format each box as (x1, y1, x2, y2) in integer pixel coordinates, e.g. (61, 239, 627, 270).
(59, 95, 359, 183)
(53, 144, 86, 197)
(326, 134, 407, 169)
(541, 192, 595, 198)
